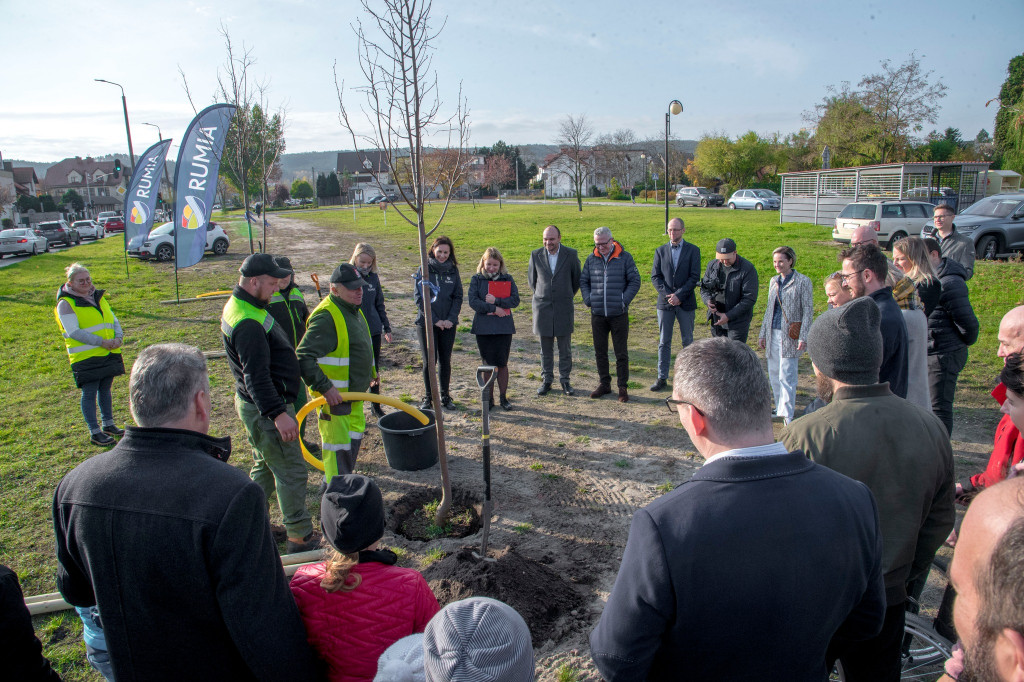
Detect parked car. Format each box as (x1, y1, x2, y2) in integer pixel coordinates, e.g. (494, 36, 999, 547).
(96, 211, 119, 226)
(35, 220, 81, 247)
(676, 187, 724, 208)
(71, 220, 104, 240)
(727, 189, 781, 210)
(833, 200, 935, 249)
(104, 217, 126, 235)
(921, 193, 1024, 260)
(0, 228, 49, 257)
(127, 222, 230, 261)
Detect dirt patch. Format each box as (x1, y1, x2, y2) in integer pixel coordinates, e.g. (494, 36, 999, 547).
(424, 546, 586, 644)
(390, 486, 482, 540)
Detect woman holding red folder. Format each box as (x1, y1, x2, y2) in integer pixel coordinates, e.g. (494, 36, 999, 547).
(469, 247, 521, 410)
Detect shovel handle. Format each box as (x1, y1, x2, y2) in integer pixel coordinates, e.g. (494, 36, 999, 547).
(476, 365, 497, 390)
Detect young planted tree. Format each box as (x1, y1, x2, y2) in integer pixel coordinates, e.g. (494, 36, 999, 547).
(556, 113, 594, 211)
(483, 155, 512, 208)
(336, 0, 469, 526)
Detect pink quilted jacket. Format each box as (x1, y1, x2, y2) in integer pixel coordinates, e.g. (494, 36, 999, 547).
(290, 561, 440, 682)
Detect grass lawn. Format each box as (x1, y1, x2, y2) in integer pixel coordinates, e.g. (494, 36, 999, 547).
(0, 202, 1019, 679)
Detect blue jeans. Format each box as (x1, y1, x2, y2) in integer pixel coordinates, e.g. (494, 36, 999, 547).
(81, 376, 114, 433)
(657, 307, 695, 379)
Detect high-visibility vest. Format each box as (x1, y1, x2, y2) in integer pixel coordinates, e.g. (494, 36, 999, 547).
(268, 288, 306, 346)
(308, 297, 374, 393)
(55, 294, 121, 365)
(221, 295, 274, 338)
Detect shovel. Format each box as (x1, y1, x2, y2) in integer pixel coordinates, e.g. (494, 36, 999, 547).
(474, 365, 498, 561)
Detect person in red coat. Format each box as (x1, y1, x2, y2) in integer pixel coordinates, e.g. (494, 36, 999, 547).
(290, 475, 440, 682)
(958, 306, 1024, 501)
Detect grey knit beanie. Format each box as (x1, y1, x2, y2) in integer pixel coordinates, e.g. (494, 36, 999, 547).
(807, 297, 882, 385)
(375, 634, 425, 682)
(423, 597, 534, 682)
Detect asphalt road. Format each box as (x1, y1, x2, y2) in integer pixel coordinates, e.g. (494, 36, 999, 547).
(0, 239, 97, 268)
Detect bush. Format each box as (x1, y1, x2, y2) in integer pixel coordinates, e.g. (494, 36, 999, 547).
(607, 177, 626, 201)
(1, 218, 13, 229)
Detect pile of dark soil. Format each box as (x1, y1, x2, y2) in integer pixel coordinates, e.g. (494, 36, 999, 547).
(389, 486, 481, 541)
(423, 546, 585, 643)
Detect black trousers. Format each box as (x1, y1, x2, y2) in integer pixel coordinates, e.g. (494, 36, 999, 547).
(928, 347, 969, 436)
(709, 319, 751, 344)
(827, 601, 905, 682)
(592, 313, 629, 389)
(417, 324, 456, 397)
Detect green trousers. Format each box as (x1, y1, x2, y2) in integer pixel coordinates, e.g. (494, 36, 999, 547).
(235, 394, 313, 539)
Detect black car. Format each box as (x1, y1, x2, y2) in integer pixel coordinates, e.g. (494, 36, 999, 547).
(675, 187, 724, 208)
(921, 193, 1024, 260)
(35, 220, 81, 247)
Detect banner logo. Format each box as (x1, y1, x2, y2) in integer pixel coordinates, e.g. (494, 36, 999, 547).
(129, 201, 149, 225)
(181, 195, 206, 231)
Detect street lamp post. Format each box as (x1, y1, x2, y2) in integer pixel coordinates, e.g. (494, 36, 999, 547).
(141, 122, 173, 212)
(95, 79, 136, 168)
(665, 99, 683, 229)
(640, 152, 647, 203)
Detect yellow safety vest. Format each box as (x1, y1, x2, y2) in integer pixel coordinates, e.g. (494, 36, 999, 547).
(55, 294, 121, 365)
(308, 297, 374, 393)
(268, 289, 306, 346)
(221, 295, 274, 338)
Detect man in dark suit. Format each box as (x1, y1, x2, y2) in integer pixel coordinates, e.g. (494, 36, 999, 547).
(591, 337, 885, 681)
(650, 217, 700, 391)
(528, 225, 581, 396)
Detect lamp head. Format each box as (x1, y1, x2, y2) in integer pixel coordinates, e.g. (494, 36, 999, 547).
(669, 100, 683, 116)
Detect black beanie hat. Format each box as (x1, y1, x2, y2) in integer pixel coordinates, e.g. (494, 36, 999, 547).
(807, 297, 883, 385)
(320, 475, 385, 554)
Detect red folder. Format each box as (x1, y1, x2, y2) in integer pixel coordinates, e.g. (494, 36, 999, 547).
(488, 281, 511, 298)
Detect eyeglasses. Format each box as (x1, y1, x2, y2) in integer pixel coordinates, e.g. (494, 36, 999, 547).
(840, 269, 865, 283)
(665, 397, 703, 415)
(933, 214, 952, 220)
(595, 239, 612, 247)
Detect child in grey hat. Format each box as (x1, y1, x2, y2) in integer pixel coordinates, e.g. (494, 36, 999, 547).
(424, 597, 534, 682)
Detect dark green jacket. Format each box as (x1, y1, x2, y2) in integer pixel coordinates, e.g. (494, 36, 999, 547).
(781, 383, 954, 604)
(296, 294, 375, 396)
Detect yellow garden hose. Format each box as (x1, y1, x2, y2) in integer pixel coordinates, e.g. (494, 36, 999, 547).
(197, 290, 233, 298)
(295, 393, 429, 470)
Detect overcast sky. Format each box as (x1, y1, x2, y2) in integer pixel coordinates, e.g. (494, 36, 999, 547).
(3, 0, 1022, 162)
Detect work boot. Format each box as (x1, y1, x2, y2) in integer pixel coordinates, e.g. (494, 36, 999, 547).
(561, 381, 574, 396)
(90, 432, 116, 447)
(102, 424, 125, 437)
(618, 387, 630, 403)
(649, 378, 668, 392)
(440, 394, 454, 409)
(590, 384, 612, 399)
(499, 396, 513, 410)
(287, 530, 322, 554)
(537, 382, 552, 396)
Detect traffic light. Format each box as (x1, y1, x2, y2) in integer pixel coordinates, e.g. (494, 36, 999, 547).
(157, 192, 163, 205)
(113, 159, 122, 180)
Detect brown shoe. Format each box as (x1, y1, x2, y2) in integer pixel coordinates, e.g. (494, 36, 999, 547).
(286, 530, 323, 554)
(590, 384, 612, 399)
(618, 388, 629, 403)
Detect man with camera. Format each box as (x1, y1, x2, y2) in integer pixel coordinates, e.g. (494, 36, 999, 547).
(699, 238, 759, 343)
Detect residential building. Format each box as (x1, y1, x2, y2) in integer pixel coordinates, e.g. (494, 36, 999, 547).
(43, 157, 127, 216)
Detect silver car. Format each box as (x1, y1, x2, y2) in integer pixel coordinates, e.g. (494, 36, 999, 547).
(0, 228, 49, 257)
(72, 220, 104, 240)
(727, 189, 781, 211)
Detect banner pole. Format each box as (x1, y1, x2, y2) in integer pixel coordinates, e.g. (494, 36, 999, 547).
(174, 223, 180, 304)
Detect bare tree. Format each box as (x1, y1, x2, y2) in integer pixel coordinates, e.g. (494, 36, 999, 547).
(483, 155, 512, 208)
(595, 128, 640, 199)
(859, 53, 947, 164)
(337, 0, 469, 526)
(0, 183, 15, 222)
(555, 114, 594, 211)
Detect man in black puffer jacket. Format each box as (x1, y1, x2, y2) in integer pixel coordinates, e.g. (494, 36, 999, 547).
(924, 238, 979, 435)
(581, 226, 641, 402)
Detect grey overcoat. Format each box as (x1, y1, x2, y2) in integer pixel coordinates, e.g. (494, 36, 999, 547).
(528, 245, 581, 337)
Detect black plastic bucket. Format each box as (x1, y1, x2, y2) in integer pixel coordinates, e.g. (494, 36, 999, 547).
(378, 409, 438, 471)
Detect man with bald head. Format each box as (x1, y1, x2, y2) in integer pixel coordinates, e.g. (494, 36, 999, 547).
(649, 217, 700, 391)
(528, 225, 581, 396)
(959, 306, 1024, 501)
(949, 476, 1024, 681)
